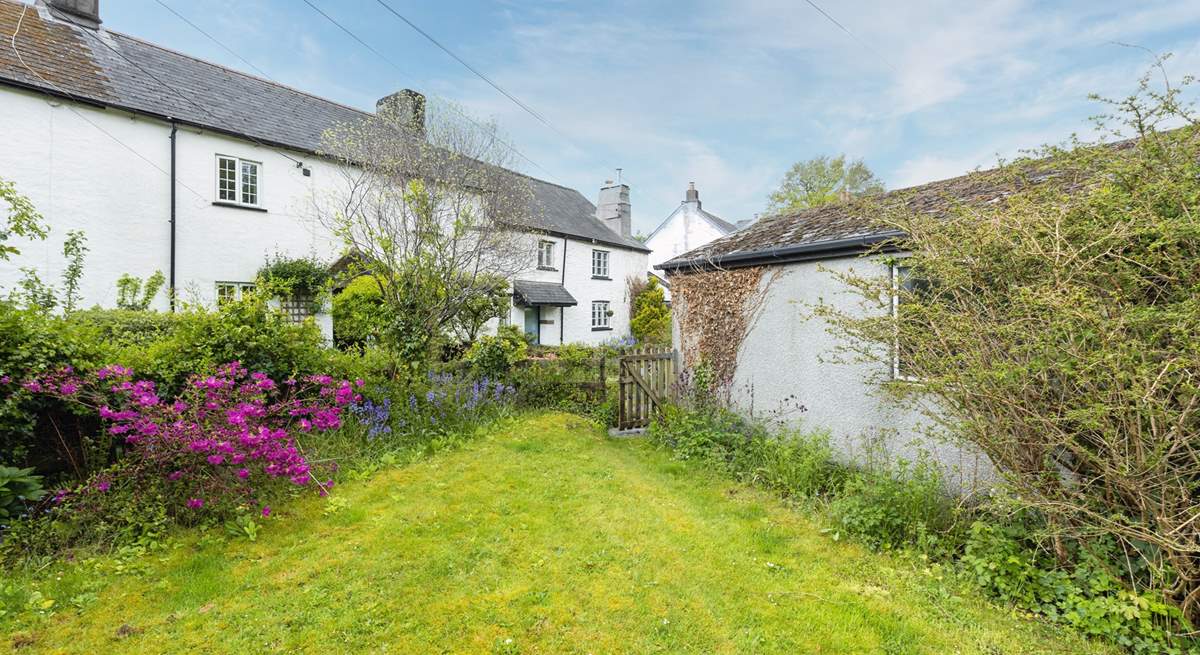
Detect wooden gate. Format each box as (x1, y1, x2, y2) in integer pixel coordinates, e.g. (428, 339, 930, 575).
(617, 348, 676, 430)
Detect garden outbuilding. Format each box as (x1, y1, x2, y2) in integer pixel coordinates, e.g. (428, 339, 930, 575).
(655, 168, 1068, 492)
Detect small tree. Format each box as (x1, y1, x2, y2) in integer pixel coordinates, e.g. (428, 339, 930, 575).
(315, 98, 533, 370)
(817, 68, 1200, 622)
(629, 276, 670, 345)
(767, 154, 883, 214)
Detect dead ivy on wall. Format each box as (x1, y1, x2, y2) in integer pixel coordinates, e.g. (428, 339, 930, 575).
(671, 265, 781, 389)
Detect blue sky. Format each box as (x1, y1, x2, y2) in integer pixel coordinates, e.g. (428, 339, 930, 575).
(103, 0, 1200, 234)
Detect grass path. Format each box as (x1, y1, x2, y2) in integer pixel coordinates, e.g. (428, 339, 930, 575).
(7, 412, 1106, 654)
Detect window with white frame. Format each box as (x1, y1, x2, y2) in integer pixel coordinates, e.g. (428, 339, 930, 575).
(216, 281, 256, 306)
(591, 300, 610, 329)
(891, 263, 929, 381)
(215, 155, 261, 207)
(591, 249, 610, 278)
(537, 240, 556, 269)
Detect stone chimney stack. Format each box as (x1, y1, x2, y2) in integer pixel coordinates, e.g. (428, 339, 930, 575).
(596, 181, 631, 239)
(45, 0, 101, 28)
(685, 181, 700, 207)
(376, 89, 426, 139)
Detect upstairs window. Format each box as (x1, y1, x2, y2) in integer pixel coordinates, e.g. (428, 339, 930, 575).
(216, 281, 255, 306)
(537, 240, 556, 269)
(216, 155, 261, 208)
(592, 249, 610, 278)
(591, 300, 610, 329)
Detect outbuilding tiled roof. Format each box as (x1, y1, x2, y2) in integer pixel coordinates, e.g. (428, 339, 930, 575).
(512, 280, 577, 307)
(0, 0, 647, 252)
(659, 162, 1068, 271)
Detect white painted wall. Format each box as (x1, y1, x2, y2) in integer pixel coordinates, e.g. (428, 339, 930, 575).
(646, 207, 728, 273)
(497, 231, 647, 346)
(0, 87, 339, 335)
(672, 256, 995, 493)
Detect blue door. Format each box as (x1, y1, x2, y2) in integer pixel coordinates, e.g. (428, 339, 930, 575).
(523, 307, 539, 344)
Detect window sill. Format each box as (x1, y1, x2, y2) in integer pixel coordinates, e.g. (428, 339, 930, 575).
(212, 201, 267, 213)
(537, 266, 559, 272)
(591, 327, 612, 332)
(591, 276, 612, 281)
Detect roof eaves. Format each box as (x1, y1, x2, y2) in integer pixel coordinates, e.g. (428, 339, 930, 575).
(656, 231, 906, 273)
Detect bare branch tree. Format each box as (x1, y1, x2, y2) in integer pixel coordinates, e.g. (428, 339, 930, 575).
(314, 97, 533, 365)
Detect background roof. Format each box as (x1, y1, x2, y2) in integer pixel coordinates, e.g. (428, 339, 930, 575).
(0, 0, 646, 251)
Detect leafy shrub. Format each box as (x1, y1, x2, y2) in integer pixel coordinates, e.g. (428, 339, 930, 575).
(630, 276, 670, 345)
(114, 271, 165, 311)
(0, 301, 102, 466)
(465, 325, 528, 379)
(827, 459, 956, 551)
(331, 275, 389, 349)
(649, 405, 842, 499)
(64, 308, 177, 348)
(814, 73, 1200, 621)
(0, 466, 46, 520)
(256, 254, 331, 307)
(24, 362, 358, 521)
(962, 520, 1195, 654)
(116, 299, 328, 396)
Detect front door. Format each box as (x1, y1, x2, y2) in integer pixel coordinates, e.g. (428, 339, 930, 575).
(524, 307, 540, 344)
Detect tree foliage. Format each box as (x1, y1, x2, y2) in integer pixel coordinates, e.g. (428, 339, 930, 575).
(0, 177, 47, 262)
(817, 67, 1200, 622)
(316, 99, 533, 370)
(767, 154, 883, 214)
(629, 276, 670, 345)
(115, 271, 165, 312)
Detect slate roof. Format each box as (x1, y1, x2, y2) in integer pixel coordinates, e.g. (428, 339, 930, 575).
(658, 160, 1070, 272)
(0, 0, 647, 252)
(512, 280, 577, 307)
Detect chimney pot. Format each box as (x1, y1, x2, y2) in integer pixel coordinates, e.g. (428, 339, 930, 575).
(46, 0, 101, 28)
(376, 89, 426, 139)
(684, 182, 700, 205)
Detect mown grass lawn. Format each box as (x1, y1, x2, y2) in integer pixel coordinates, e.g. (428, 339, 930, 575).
(6, 412, 1108, 654)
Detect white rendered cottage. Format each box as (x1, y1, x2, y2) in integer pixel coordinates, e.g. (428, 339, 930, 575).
(644, 183, 735, 299)
(0, 0, 647, 345)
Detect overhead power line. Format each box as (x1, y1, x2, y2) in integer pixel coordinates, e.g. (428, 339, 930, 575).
(371, 0, 555, 134)
(298, 0, 561, 183)
(801, 0, 898, 74)
(370, 0, 638, 190)
(152, 0, 273, 80)
(7, 3, 208, 203)
(58, 11, 306, 167)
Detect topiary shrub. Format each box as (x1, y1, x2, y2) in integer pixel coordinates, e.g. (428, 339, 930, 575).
(332, 275, 390, 350)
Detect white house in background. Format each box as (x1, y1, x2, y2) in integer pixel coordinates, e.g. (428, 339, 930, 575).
(0, 0, 647, 345)
(644, 183, 735, 299)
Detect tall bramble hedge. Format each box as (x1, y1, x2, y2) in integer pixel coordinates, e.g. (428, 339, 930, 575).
(818, 67, 1200, 623)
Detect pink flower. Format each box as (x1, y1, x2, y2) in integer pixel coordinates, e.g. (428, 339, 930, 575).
(167, 470, 185, 481)
(93, 479, 111, 492)
(206, 454, 225, 466)
(186, 498, 204, 509)
(261, 506, 271, 517)
(237, 468, 250, 479)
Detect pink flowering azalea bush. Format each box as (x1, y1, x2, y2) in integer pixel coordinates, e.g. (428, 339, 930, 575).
(23, 362, 362, 519)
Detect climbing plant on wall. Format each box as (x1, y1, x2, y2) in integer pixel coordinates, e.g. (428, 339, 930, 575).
(671, 265, 780, 391)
